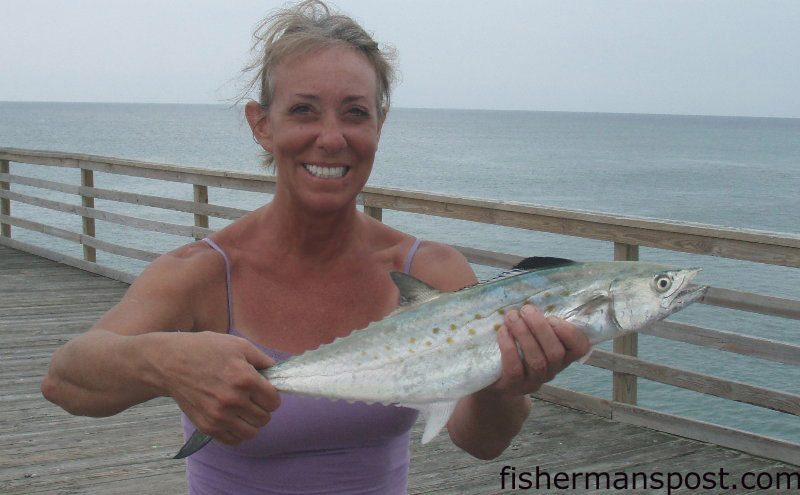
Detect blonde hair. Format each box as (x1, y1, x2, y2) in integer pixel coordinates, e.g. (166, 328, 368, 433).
(243, 0, 396, 115)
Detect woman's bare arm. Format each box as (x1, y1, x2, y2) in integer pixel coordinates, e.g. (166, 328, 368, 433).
(41, 244, 279, 445)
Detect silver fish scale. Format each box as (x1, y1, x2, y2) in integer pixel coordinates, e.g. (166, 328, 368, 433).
(264, 266, 625, 403)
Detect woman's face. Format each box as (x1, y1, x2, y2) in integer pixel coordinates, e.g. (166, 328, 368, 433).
(256, 45, 384, 213)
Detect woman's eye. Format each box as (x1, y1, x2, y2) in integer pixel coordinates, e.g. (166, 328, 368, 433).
(289, 105, 312, 115)
(347, 107, 369, 117)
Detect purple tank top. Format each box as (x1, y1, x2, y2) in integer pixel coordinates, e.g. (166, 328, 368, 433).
(181, 237, 423, 494)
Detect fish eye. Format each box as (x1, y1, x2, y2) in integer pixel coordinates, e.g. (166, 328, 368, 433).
(653, 275, 673, 293)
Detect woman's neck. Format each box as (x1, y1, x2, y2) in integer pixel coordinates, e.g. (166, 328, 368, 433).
(256, 193, 365, 261)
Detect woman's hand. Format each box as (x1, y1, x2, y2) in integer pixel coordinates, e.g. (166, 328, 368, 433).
(490, 304, 590, 397)
(154, 331, 280, 446)
(447, 304, 590, 459)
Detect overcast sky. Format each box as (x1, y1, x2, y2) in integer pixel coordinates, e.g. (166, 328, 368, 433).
(2, 0, 798, 118)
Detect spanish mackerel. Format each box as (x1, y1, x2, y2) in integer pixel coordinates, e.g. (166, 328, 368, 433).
(175, 257, 707, 458)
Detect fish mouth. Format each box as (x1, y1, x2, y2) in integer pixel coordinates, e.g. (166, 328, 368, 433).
(672, 268, 707, 307)
(675, 284, 708, 306)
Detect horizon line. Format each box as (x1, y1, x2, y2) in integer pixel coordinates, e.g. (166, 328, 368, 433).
(0, 99, 797, 121)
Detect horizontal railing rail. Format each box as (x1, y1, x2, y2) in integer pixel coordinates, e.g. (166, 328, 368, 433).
(1, 147, 798, 465)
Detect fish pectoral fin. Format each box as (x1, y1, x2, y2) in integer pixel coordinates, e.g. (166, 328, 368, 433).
(174, 429, 213, 459)
(401, 400, 458, 444)
(562, 293, 611, 320)
(390, 272, 443, 306)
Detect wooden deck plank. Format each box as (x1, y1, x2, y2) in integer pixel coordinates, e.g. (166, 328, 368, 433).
(1, 245, 797, 494)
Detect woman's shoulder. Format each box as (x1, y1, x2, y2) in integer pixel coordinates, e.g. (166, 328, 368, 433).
(409, 240, 477, 292)
(91, 240, 227, 335)
(360, 212, 477, 291)
(144, 240, 224, 284)
(354, 213, 474, 292)
(126, 240, 227, 312)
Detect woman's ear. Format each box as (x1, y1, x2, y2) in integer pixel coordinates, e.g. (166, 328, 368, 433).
(245, 100, 272, 152)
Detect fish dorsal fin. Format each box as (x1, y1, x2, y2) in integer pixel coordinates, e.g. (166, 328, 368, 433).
(512, 256, 576, 271)
(390, 272, 443, 306)
(455, 268, 527, 292)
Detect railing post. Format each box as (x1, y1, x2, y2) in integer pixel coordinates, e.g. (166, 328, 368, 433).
(193, 184, 209, 240)
(364, 205, 382, 222)
(613, 242, 639, 404)
(80, 168, 96, 262)
(1, 159, 9, 238)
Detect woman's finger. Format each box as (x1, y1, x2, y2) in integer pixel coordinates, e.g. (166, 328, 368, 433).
(505, 308, 547, 380)
(520, 305, 565, 378)
(496, 325, 525, 386)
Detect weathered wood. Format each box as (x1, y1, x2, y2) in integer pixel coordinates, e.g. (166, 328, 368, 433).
(0, 214, 159, 262)
(642, 320, 800, 366)
(0, 149, 80, 168)
(612, 403, 800, 467)
(363, 205, 382, 221)
(702, 285, 800, 320)
(0, 189, 212, 239)
(0, 161, 9, 238)
(586, 349, 800, 417)
(79, 158, 276, 194)
(0, 147, 277, 193)
(613, 242, 639, 405)
(193, 184, 209, 240)
(535, 384, 612, 418)
(536, 384, 800, 466)
(80, 168, 96, 262)
(0, 238, 135, 283)
(0, 173, 248, 220)
(360, 188, 800, 267)
(613, 331, 638, 404)
(2, 148, 798, 267)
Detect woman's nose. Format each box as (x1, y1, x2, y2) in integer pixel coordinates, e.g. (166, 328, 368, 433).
(316, 117, 347, 154)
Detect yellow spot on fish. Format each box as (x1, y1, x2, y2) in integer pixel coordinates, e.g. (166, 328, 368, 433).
(408, 349, 415, 353)
(561, 290, 571, 297)
(409, 337, 416, 344)
(432, 327, 440, 334)
(384, 345, 391, 351)
(447, 337, 454, 344)
(468, 328, 477, 336)
(450, 324, 458, 332)
(474, 313, 483, 320)
(543, 291, 552, 298)
(546, 304, 556, 313)
(425, 341, 432, 347)
(494, 324, 502, 332)
(498, 309, 505, 315)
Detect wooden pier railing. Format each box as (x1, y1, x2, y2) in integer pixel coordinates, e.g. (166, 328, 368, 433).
(1, 147, 798, 465)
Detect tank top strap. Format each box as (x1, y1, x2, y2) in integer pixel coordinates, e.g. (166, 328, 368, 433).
(403, 238, 422, 275)
(201, 237, 235, 331)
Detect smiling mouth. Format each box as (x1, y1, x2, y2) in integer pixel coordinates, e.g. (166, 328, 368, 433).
(303, 163, 349, 179)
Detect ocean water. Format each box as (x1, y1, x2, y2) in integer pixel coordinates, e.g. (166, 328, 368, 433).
(1, 101, 799, 443)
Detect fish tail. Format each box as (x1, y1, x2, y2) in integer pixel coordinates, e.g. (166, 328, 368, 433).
(174, 429, 213, 459)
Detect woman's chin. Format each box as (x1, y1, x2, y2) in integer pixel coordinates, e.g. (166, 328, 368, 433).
(293, 189, 360, 215)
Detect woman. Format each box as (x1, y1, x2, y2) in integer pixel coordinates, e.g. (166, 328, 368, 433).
(41, 1, 589, 493)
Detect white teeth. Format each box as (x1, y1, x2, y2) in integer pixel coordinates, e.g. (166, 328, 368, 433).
(304, 164, 348, 179)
